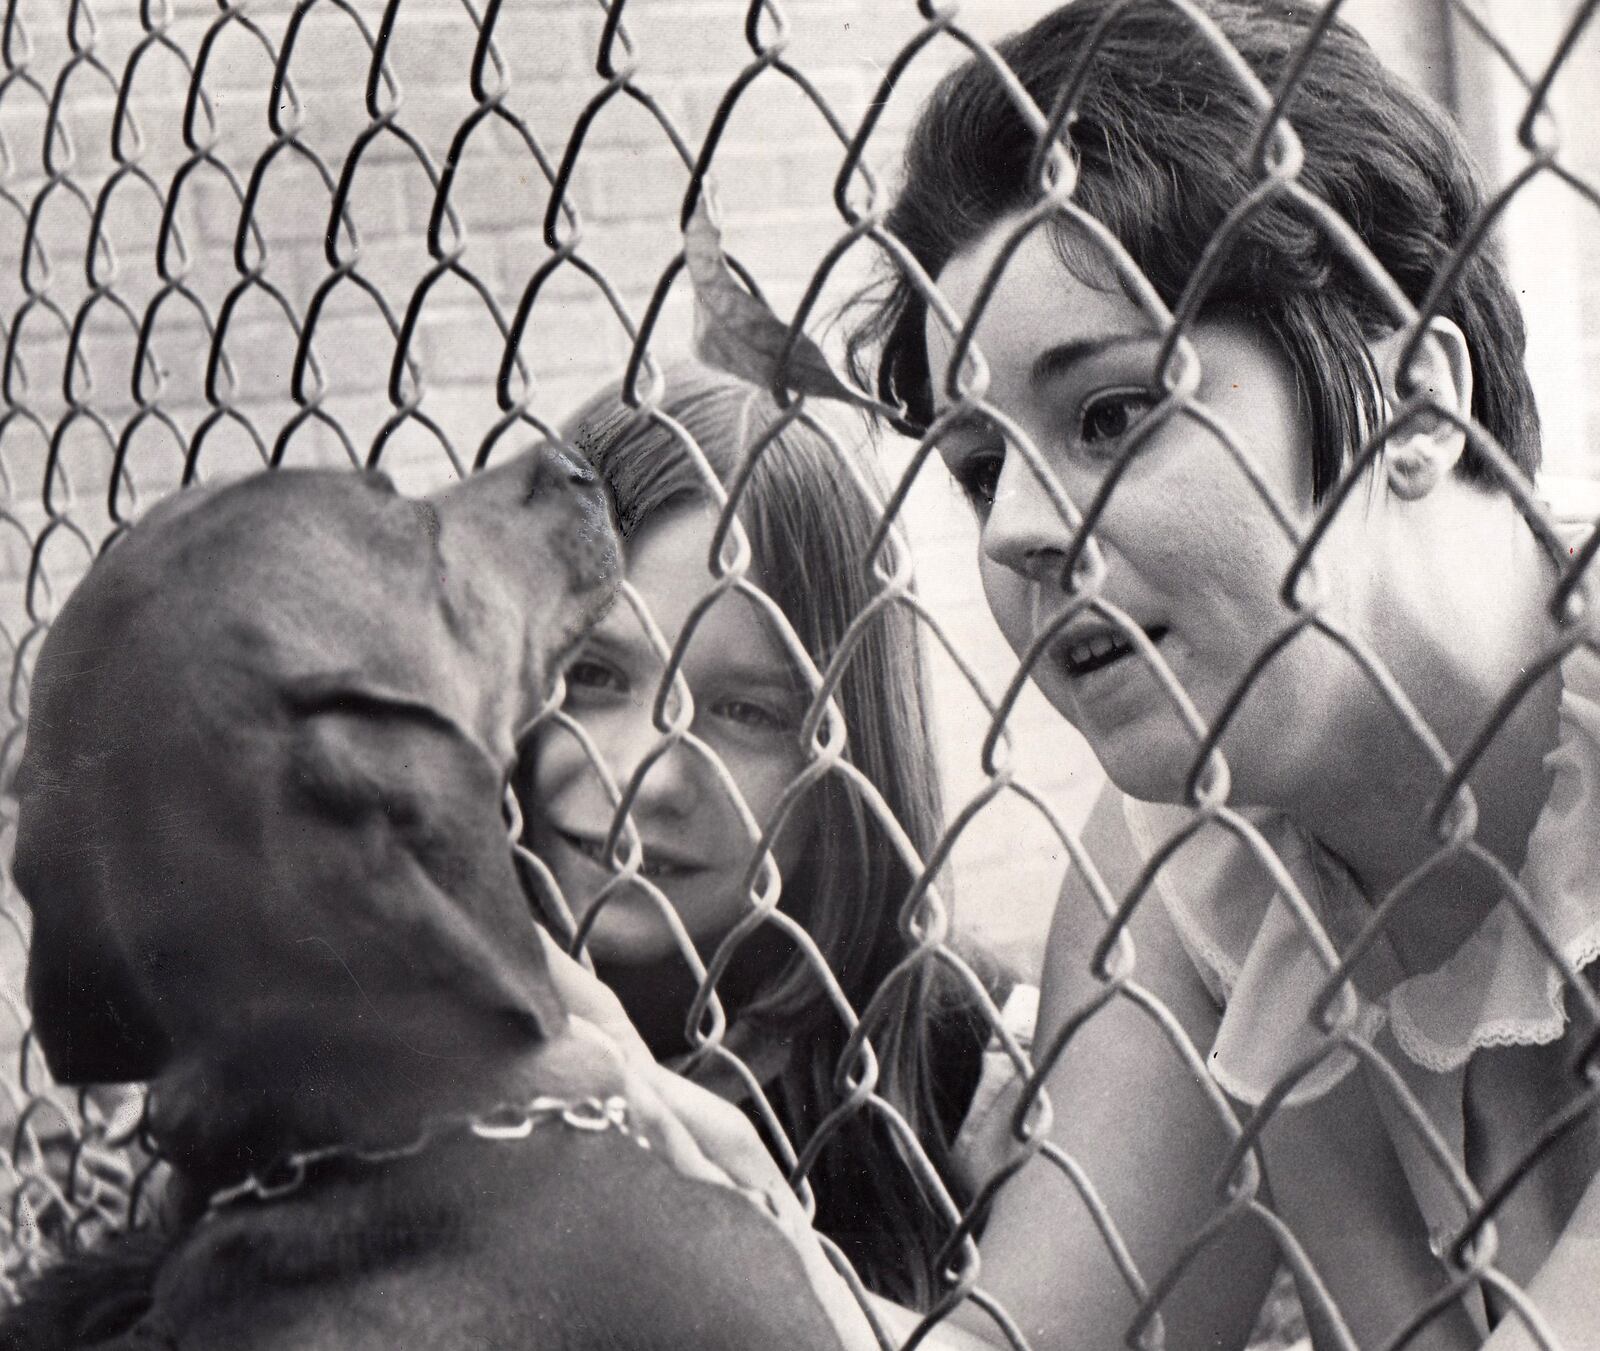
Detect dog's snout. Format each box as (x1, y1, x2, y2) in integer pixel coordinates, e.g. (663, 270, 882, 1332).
(428, 442, 619, 619)
(526, 442, 597, 500)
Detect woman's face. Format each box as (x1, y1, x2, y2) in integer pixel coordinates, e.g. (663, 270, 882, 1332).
(524, 501, 814, 965)
(928, 221, 1385, 807)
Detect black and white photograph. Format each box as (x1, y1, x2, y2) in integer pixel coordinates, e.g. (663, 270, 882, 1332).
(1, 1, 1598, 1346)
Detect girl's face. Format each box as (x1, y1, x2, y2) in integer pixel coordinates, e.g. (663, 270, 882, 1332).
(928, 221, 1390, 807)
(525, 502, 814, 965)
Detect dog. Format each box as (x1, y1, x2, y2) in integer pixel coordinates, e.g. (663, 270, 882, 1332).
(2, 447, 856, 1348)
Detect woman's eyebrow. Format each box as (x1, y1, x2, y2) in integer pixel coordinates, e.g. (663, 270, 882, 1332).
(581, 623, 651, 663)
(694, 649, 808, 695)
(589, 615, 803, 693)
(1028, 331, 1155, 389)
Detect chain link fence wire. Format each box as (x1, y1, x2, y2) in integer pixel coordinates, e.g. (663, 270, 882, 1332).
(1, 0, 1598, 1346)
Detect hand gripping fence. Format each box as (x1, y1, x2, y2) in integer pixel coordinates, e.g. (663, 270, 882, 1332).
(0, 1, 1597, 1347)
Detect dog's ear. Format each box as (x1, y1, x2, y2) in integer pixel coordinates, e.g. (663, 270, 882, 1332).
(277, 675, 566, 1033)
(280, 673, 501, 820)
(14, 697, 175, 1085)
(135, 679, 570, 1169)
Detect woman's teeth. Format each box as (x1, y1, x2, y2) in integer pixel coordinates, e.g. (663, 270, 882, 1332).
(567, 832, 692, 880)
(1065, 633, 1129, 672)
(1060, 626, 1167, 678)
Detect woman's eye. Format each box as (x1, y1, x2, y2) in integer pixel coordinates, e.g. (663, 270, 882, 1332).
(566, 658, 626, 694)
(951, 449, 1004, 511)
(713, 697, 793, 733)
(1079, 390, 1156, 447)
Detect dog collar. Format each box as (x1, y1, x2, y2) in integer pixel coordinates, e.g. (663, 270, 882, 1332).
(204, 1093, 641, 1215)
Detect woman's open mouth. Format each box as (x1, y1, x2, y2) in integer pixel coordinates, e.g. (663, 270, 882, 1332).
(557, 829, 703, 881)
(1058, 625, 1169, 679)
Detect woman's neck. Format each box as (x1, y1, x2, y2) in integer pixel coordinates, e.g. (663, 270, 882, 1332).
(1290, 507, 1563, 974)
(1308, 690, 1557, 974)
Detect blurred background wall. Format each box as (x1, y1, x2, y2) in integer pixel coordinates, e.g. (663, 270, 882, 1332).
(1, 0, 1593, 987)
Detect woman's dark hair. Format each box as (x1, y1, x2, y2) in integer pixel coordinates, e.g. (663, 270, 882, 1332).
(848, 0, 1540, 499)
(543, 362, 1002, 1308)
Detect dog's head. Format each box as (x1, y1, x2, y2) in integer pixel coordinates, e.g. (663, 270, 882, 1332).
(11, 444, 620, 1148)
(424, 442, 621, 765)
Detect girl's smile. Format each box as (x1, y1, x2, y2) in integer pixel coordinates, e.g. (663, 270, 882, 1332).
(525, 501, 813, 964)
(545, 825, 710, 882)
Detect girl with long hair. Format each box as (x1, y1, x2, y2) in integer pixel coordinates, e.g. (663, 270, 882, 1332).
(516, 360, 1009, 1314)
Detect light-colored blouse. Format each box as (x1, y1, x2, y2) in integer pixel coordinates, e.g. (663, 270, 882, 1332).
(1120, 644, 1600, 1326)
(950, 983, 1039, 1187)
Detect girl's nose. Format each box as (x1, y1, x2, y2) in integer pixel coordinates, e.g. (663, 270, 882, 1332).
(980, 450, 1084, 585)
(597, 702, 704, 820)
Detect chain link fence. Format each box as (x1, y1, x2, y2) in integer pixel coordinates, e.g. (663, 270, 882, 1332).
(2, 0, 1598, 1346)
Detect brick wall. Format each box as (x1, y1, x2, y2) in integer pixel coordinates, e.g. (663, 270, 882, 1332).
(0, 0, 1576, 988)
(0, 0, 1077, 988)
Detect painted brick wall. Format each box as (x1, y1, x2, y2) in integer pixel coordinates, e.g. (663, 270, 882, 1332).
(0, 0, 1569, 986)
(0, 0, 1076, 988)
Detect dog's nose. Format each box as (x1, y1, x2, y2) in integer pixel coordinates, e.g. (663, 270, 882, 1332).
(528, 442, 597, 497)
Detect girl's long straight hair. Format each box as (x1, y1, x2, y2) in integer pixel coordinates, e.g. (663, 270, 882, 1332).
(553, 361, 998, 1308)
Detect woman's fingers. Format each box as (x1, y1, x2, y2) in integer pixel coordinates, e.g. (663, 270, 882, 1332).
(536, 946, 801, 1218)
(632, 1059, 880, 1351)
(529, 942, 770, 1194)
(537, 1007, 881, 1350)
(533, 928, 653, 1066)
(643, 1062, 793, 1197)
(558, 1015, 740, 1192)
(535, 939, 805, 1228)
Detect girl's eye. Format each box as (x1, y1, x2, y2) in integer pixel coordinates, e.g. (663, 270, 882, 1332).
(1079, 389, 1157, 447)
(950, 449, 1004, 512)
(712, 697, 793, 733)
(566, 658, 627, 695)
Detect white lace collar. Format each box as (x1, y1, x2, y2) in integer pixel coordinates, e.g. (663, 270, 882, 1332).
(1122, 645, 1600, 1106)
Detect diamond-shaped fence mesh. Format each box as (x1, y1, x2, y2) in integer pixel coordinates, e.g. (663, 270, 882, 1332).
(2, 0, 1598, 1347)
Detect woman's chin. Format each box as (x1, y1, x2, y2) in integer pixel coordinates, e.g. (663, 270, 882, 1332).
(572, 897, 685, 967)
(1089, 727, 1210, 806)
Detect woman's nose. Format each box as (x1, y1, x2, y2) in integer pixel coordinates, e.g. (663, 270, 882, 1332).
(980, 450, 1084, 585)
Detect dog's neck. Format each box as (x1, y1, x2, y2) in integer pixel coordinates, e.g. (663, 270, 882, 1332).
(145, 1003, 568, 1192)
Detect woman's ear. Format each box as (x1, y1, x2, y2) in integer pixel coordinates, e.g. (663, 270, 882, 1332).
(1369, 316, 1473, 502)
